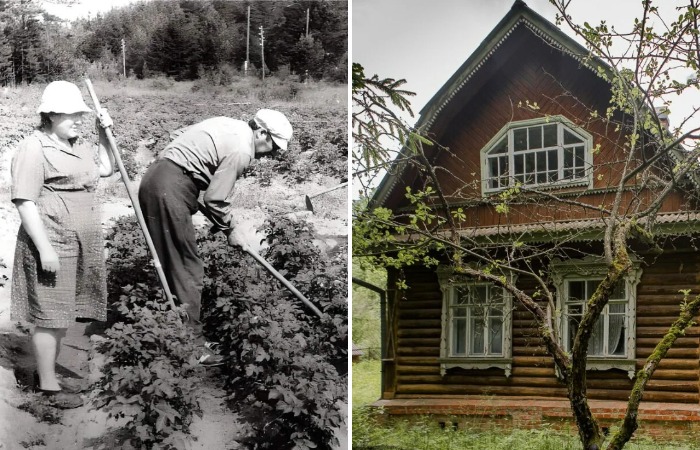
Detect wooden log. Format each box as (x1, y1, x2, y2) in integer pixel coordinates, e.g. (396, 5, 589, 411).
(397, 329, 441, 338)
(398, 309, 442, 319)
(397, 338, 441, 347)
(636, 326, 700, 337)
(395, 356, 440, 365)
(636, 337, 698, 347)
(636, 347, 698, 359)
(396, 365, 442, 375)
(397, 347, 440, 357)
(397, 319, 442, 328)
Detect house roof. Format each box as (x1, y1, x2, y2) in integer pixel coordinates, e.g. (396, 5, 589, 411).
(371, 0, 610, 208)
(414, 210, 700, 245)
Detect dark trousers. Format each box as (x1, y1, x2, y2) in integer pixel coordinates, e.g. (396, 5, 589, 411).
(138, 158, 203, 325)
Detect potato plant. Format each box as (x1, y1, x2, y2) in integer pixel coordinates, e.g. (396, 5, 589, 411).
(199, 216, 348, 450)
(93, 218, 202, 449)
(97, 215, 347, 449)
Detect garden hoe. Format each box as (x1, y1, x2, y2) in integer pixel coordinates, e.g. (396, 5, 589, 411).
(304, 181, 347, 213)
(197, 201, 323, 319)
(84, 78, 178, 314)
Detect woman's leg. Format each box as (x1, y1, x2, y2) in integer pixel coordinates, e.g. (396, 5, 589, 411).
(33, 326, 67, 391)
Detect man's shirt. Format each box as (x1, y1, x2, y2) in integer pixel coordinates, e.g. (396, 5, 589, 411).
(160, 117, 255, 232)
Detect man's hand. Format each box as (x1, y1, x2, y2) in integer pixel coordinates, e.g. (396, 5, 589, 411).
(96, 108, 114, 129)
(226, 224, 262, 253)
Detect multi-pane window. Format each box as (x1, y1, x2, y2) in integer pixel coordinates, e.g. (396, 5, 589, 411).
(450, 284, 505, 357)
(563, 279, 627, 358)
(484, 119, 590, 192)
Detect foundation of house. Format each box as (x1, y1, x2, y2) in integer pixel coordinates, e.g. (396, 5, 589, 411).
(371, 397, 700, 441)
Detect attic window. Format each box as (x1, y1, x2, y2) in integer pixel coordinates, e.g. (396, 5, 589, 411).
(482, 117, 593, 194)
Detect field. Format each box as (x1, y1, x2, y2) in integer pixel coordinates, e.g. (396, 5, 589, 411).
(352, 360, 700, 450)
(0, 76, 348, 449)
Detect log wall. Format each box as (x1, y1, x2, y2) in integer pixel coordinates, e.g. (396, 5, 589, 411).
(388, 251, 700, 404)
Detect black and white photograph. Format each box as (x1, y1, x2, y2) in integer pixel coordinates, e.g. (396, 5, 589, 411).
(0, 1, 348, 448)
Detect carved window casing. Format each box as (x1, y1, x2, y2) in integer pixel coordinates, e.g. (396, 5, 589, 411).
(481, 116, 593, 194)
(551, 257, 643, 379)
(437, 267, 513, 377)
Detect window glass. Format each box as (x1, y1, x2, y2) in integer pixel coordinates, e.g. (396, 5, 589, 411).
(449, 283, 507, 358)
(564, 129, 583, 144)
(565, 279, 628, 358)
(485, 120, 589, 191)
(528, 126, 542, 149)
(514, 128, 528, 151)
(543, 124, 557, 147)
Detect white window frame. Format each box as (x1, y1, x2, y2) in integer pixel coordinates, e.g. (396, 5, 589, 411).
(551, 256, 642, 379)
(437, 267, 513, 377)
(480, 116, 594, 195)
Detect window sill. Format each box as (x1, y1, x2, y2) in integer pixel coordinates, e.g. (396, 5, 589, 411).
(438, 357, 513, 377)
(586, 357, 637, 380)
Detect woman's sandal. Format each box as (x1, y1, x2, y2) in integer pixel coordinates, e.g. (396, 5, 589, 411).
(33, 371, 87, 395)
(35, 388, 84, 409)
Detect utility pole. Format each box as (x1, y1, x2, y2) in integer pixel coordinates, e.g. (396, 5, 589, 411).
(305, 8, 309, 37)
(121, 38, 126, 77)
(259, 25, 265, 82)
(245, 5, 250, 76)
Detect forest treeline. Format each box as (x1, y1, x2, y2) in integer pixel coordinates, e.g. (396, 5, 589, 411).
(0, 0, 348, 85)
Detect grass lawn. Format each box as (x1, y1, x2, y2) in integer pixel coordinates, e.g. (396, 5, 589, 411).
(351, 359, 700, 450)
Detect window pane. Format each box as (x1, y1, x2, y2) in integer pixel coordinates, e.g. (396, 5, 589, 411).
(514, 154, 524, 175)
(586, 280, 601, 300)
(548, 150, 559, 181)
(569, 281, 585, 301)
(454, 307, 467, 317)
(489, 316, 503, 354)
(564, 147, 573, 169)
(567, 314, 580, 351)
(491, 136, 507, 154)
(543, 124, 557, 147)
(564, 129, 583, 144)
(589, 317, 604, 356)
(525, 153, 535, 176)
(490, 287, 504, 305)
(608, 313, 626, 356)
(453, 318, 467, 355)
(610, 283, 625, 300)
(489, 158, 500, 188)
(470, 316, 485, 355)
(471, 286, 487, 304)
(455, 286, 469, 304)
(529, 126, 542, 149)
(575, 146, 585, 167)
(514, 128, 527, 151)
(536, 151, 547, 172)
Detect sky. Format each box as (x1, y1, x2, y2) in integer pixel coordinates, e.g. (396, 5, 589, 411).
(41, 0, 140, 21)
(353, 0, 700, 133)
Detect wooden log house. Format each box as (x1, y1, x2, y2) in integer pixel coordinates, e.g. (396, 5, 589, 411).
(368, 0, 700, 439)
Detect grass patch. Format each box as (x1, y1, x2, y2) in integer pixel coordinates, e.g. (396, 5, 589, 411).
(351, 359, 700, 450)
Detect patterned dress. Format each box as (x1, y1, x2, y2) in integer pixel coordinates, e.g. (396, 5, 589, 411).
(10, 130, 107, 328)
